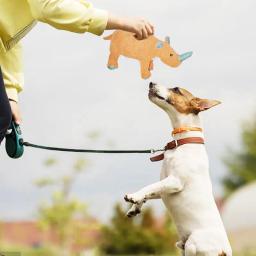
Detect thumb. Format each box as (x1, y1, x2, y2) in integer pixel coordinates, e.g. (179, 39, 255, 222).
(13, 111, 22, 125)
(9, 101, 22, 125)
(14, 116, 21, 125)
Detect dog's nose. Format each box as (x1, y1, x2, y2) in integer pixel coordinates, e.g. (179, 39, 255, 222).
(149, 82, 156, 89)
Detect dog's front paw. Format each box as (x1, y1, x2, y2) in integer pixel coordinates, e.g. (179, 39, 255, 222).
(124, 193, 146, 204)
(126, 205, 141, 218)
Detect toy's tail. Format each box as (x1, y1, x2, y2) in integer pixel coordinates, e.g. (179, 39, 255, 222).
(103, 33, 113, 40)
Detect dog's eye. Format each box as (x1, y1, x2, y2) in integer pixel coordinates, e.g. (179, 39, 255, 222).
(170, 53, 173, 57)
(172, 87, 182, 94)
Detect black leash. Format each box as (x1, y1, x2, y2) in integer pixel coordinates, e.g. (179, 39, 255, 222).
(5, 121, 163, 159)
(22, 141, 162, 154)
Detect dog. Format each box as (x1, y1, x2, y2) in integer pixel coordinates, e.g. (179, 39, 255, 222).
(124, 82, 232, 256)
(104, 30, 192, 79)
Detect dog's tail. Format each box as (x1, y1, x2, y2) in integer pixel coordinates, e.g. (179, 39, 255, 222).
(103, 33, 113, 40)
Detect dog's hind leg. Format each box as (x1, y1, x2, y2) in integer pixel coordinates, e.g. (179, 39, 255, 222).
(176, 241, 186, 256)
(185, 243, 197, 256)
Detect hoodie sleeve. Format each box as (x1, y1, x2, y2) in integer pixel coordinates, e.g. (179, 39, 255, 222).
(0, 43, 23, 102)
(27, 0, 109, 36)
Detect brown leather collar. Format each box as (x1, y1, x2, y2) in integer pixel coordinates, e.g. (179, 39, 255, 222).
(150, 137, 205, 162)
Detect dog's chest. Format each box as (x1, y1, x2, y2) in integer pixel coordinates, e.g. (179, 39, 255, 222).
(160, 148, 188, 179)
(160, 150, 178, 179)
(160, 145, 208, 180)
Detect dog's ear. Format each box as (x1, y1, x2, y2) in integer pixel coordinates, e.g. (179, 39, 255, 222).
(191, 98, 221, 113)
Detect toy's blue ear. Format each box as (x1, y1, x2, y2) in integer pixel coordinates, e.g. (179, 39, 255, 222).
(156, 41, 164, 49)
(165, 36, 170, 45)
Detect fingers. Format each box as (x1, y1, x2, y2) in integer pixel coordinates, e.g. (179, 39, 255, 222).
(9, 101, 22, 125)
(109, 15, 155, 40)
(142, 27, 148, 39)
(145, 23, 154, 36)
(13, 112, 22, 125)
(135, 20, 155, 40)
(135, 30, 143, 40)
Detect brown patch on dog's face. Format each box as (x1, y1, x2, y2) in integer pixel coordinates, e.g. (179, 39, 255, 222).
(149, 83, 221, 115)
(167, 87, 196, 114)
(167, 87, 221, 114)
(218, 251, 227, 256)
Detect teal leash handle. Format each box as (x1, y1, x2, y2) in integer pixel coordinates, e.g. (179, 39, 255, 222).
(5, 121, 24, 159)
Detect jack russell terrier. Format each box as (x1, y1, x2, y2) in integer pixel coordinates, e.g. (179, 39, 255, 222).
(124, 82, 232, 256)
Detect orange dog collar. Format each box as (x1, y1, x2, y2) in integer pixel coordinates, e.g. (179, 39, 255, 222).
(172, 127, 203, 135)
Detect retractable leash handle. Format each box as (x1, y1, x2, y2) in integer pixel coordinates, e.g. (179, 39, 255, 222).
(5, 121, 24, 158)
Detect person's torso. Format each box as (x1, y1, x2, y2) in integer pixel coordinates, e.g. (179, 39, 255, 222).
(0, 0, 37, 52)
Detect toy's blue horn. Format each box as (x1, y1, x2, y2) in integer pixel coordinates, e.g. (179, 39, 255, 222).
(179, 51, 193, 62)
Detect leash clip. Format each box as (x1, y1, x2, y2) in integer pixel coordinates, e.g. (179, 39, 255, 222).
(150, 148, 164, 154)
(150, 148, 156, 154)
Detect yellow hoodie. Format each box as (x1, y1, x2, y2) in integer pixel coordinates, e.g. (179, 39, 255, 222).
(0, 0, 108, 101)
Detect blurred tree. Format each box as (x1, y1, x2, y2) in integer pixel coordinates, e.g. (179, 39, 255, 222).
(35, 157, 89, 255)
(99, 203, 178, 255)
(223, 121, 256, 195)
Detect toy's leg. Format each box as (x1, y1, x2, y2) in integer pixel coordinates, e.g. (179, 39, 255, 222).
(149, 60, 154, 71)
(107, 52, 120, 70)
(140, 60, 151, 79)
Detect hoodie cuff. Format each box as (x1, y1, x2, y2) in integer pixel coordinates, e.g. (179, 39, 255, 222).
(88, 9, 108, 36)
(6, 87, 19, 102)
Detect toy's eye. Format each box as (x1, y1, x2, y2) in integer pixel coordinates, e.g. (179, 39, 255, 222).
(170, 53, 173, 57)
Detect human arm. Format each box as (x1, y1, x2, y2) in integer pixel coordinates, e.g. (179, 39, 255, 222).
(0, 43, 23, 124)
(27, 0, 108, 35)
(27, 0, 154, 39)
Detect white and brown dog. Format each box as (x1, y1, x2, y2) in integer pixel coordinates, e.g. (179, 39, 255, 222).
(124, 82, 232, 256)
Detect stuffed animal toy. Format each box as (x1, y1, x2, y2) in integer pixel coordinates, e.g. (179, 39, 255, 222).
(104, 30, 193, 79)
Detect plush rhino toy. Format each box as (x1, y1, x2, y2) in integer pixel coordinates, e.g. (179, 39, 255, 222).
(104, 30, 192, 79)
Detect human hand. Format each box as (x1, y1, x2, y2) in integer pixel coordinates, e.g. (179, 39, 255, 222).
(106, 14, 154, 40)
(9, 100, 22, 125)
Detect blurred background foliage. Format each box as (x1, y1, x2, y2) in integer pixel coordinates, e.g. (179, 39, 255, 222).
(99, 203, 177, 255)
(223, 121, 256, 196)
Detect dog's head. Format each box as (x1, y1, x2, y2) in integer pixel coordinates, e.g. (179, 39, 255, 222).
(148, 82, 221, 116)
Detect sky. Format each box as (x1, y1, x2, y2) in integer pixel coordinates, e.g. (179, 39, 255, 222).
(1, 0, 256, 222)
